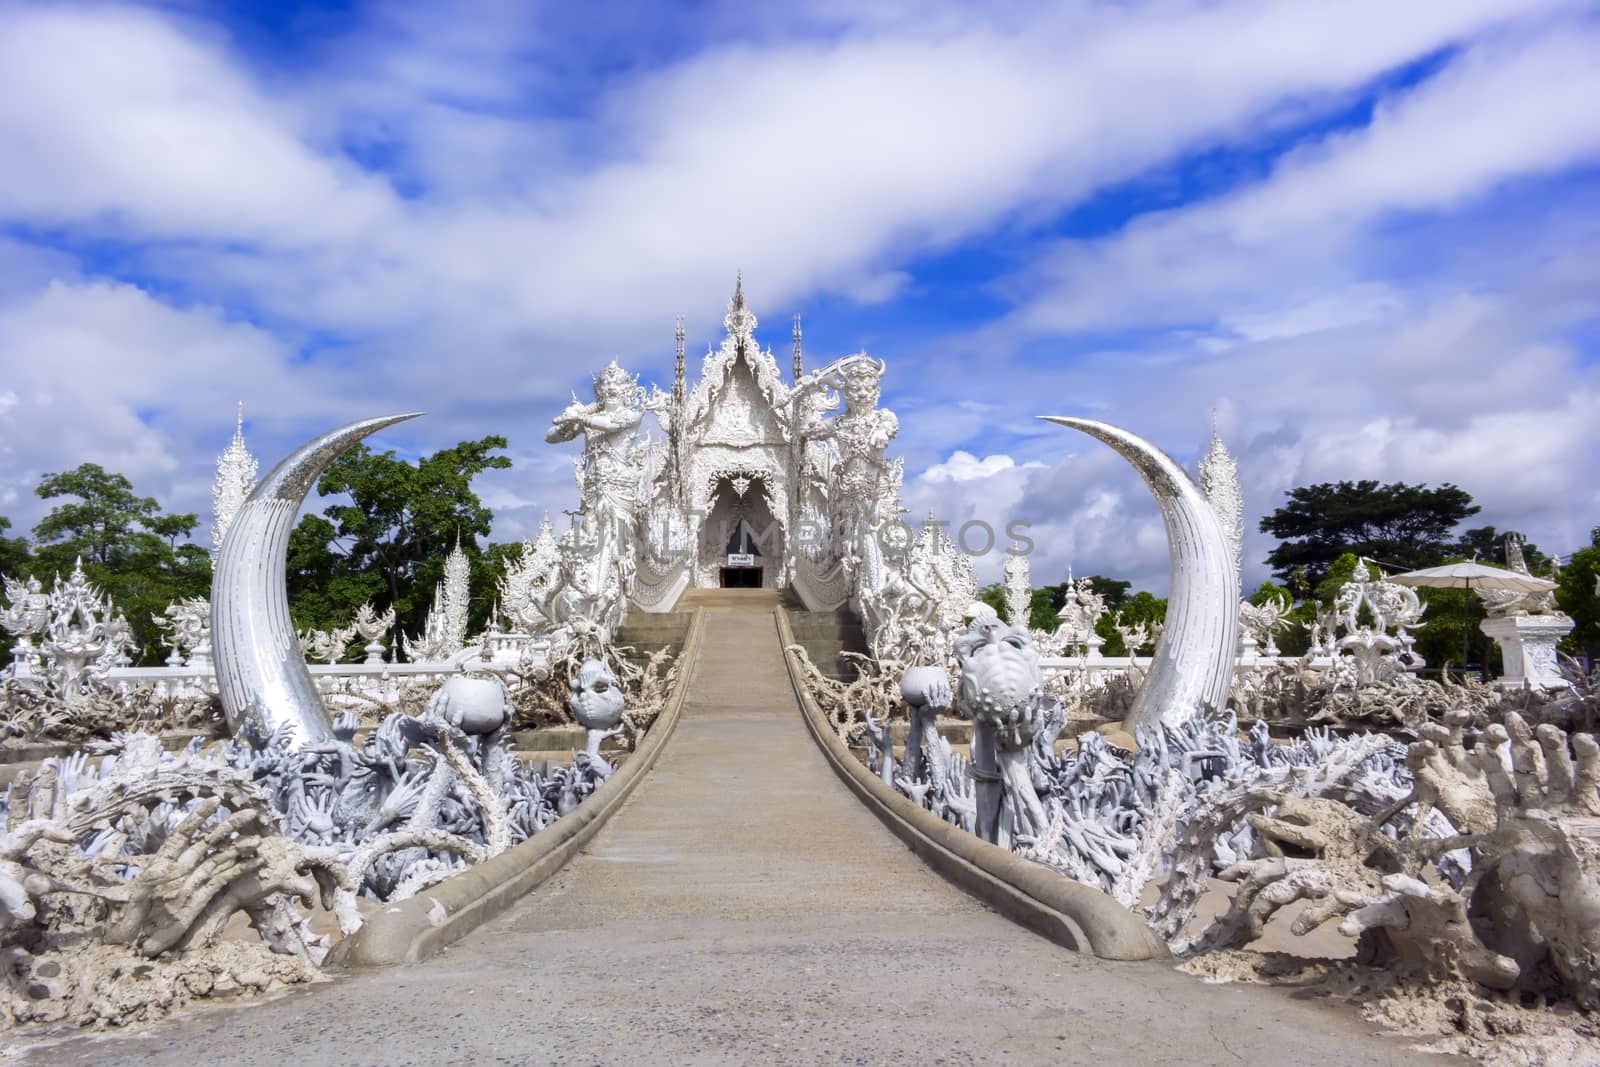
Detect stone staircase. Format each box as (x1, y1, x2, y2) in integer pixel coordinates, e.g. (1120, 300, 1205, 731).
(658, 587, 866, 681)
(672, 588, 782, 611)
(613, 610, 693, 661)
(782, 603, 869, 682)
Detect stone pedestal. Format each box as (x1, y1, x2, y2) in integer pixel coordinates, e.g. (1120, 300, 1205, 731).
(1480, 613, 1574, 691)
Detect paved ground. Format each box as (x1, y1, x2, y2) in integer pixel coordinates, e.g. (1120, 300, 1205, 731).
(14, 599, 1450, 1065)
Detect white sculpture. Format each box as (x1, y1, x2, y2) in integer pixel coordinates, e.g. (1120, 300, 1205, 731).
(544, 361, 647, 637)
(1238, 591, 1293, 657)
(350, 601, 396, 664)
(210, 402, 259, 557)
(1333, 559, 1425, 686)
(1478, 534, 1573, 691)
(1041, 418, 1240, 729)
(1002, 553, 1031, 628)
(1198, 419, 1243, 580)
(301, 625, 357, 665)
(45, 559, 109, 694)
(156, 596, 212, 668)
(0, 574, 49, 680)
(568, 658, 626, 770)
(952, 616, 1058, 845)
(1113, 612, 1153, 657)
(499, 515, 562, 634)
(441, 536, 471, 651)
(212, 413, 422, 747)
(1039, 574, 1106, 659)
(861, 517, 977, 665)
(402, 536, 473, 662)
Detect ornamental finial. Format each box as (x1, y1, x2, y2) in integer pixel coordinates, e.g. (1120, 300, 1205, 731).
(724, 272, 757, 344)
(792, 314, 803, 381)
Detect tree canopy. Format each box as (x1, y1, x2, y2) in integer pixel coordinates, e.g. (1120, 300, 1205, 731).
(1259, 480, 1480, 585)
(1556, 526, 1600, 658)
(286, 436, 513, 639)
(0, 517, 28, 580)
(23, 463, 211, 662)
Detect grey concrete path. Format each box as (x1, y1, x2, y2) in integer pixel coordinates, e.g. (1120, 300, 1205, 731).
(16, 599, 1449, 1066)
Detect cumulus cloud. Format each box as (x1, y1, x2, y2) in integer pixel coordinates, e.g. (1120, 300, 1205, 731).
(0, 0, 1594, 593)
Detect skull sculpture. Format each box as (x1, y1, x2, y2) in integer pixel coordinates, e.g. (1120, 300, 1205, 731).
(954, 618, 1049, 750)
(569, 659, 626, 763)
(953, 617, 1054, 840)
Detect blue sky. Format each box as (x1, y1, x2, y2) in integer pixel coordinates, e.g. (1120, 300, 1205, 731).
(1, 0, 1598, 593)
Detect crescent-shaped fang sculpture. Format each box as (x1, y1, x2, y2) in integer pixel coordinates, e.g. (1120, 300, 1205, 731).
(212, 413, 424, 746)
(1040, 417, 1239, 729)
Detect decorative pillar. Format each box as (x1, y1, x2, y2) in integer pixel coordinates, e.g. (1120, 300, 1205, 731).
(1480, 614, 1575, 690)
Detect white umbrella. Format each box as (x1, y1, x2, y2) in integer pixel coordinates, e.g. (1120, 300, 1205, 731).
(1387, 561, 1556, 669)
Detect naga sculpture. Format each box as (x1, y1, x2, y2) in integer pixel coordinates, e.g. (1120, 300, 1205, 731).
(212, 413, 423, 747)
(1041, 418, 1240, 729)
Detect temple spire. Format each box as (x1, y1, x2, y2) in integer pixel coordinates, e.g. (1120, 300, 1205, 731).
(1199, 416, 1243, 581)
(211, 402, 259, 557)
(674, 314, 686, 394)
(791, 314, 803, 382)
(723, 271, 757, 352)
(669, 314, 687, 506)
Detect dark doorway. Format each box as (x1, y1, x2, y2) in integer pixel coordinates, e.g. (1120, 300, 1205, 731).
(720, 566, 763, 588)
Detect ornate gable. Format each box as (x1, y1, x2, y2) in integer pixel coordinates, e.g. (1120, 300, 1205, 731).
(684, 276, 791, 448)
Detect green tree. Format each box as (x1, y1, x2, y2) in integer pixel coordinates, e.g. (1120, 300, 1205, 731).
(32, 464, 163, 570)
(1026, 588, 1059, 632)
(1556, 526, 1600, 660)
(0, 516, 29, 579)
(1454, 525, 1550, 573)
(30, 464, 210, 662)
(1260, 480, 1480, 586)
(287, 436, 513, 640)
(978, 581, 1007, 620)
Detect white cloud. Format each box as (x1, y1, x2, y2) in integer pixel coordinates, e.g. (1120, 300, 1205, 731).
(1004, 23, 1600, 339)
(0, 0, 1595, 592)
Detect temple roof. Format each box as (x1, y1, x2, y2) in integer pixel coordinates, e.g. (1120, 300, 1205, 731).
(682, 277, 792, 447)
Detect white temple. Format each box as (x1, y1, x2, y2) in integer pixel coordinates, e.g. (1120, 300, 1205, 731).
(515, 276, 974, 661)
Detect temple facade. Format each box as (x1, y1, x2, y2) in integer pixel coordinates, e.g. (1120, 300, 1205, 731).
(504, 277, 977, 661)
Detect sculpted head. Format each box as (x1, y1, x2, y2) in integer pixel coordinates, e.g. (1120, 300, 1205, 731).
(593, 361, 639, 406)
(953, 617, 1047, 746)
(834, 354, 884, 411)
(568, 657, 625, 731)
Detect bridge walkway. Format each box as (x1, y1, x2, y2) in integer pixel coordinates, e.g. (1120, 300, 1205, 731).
(26, 592, 1445, 1065)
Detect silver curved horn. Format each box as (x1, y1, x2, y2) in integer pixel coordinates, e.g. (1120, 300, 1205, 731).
(211, 413, 423, 746)
(1041, 417, 1239, 729)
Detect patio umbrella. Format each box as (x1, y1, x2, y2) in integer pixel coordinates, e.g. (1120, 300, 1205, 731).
(1386, 561, 1557, 672)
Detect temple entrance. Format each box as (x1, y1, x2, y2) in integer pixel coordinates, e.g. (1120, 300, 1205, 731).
(701, 474, 783, 590)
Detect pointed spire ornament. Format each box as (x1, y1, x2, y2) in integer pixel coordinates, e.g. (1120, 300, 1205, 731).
(724, 272, 757, 349)
(442, 532, 471, 651)
(1198, 413, 1243, 581)
(792, 314, 803, 382)
(211, 402, 259, 556)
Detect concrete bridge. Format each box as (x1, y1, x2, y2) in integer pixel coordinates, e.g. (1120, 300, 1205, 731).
(26, 592, 1441, 1065)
